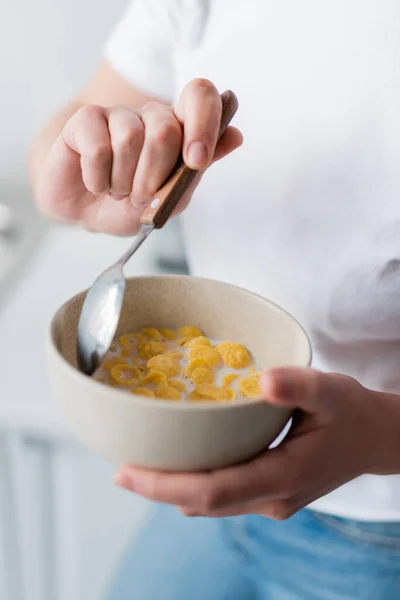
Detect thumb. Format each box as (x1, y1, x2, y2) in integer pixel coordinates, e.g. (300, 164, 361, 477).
(260, 368, 335, 414)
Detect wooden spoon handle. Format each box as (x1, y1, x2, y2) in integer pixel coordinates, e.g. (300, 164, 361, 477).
(140, 90, 238, 229)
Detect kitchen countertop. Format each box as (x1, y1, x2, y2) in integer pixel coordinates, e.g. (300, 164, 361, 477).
(0, 225, 160, 438)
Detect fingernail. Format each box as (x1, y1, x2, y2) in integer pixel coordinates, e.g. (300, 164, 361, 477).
(187, 142, 209, 168)
(109, 193, 128, 201)
(113, 472, 134, 490)
(261, 370, 295, 400)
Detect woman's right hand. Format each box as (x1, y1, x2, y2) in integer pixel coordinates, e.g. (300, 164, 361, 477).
(34, 79, 243, 236)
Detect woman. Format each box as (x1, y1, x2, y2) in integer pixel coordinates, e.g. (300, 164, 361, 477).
(30, 1, 400, 598)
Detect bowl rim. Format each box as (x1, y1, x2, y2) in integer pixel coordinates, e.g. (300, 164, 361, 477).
(47, 274, 312, 412)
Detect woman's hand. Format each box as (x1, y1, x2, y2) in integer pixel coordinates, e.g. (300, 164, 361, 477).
(113, 368, 400, 520)
(34, 79, 242, 236)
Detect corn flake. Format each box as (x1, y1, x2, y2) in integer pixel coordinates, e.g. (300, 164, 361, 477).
(239, 374, 261, 398)
(191, 366, 214, 385)
(178, 326, 203, 338)
(183, 336, 211, 349)
(141, 371, 168, 387)
(188, 346, 220, 367)
(222, 373, 239, 388)
(155, 385, 181, 401)
(132, 387, 155, 398)
(141, 327, 162, 340)
(132, 357, 146, 371)
(224, 388, 236, 400)
(110, 364, 141, 385)
(160, 328, 177, 341)
(147, 355, 179, 378)
(119, 333, 144, 349)
(177, 336, 194, 347)
(191, 384, 232, 402)
(216, 342, 251, 369)
(103, 356, 127, 371)
(168, 379, 187, 393)
(164, 350, 184, 359)
(138, 340, 165, 360)
(185, 358, 208, 378)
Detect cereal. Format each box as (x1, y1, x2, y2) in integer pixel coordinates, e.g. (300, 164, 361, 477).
(141, 371, 168, 387)
(138, 340, 166, 360)
(177, 336, 194, 346)
(188, 346, 220, 367)
(185, 358, 209, 378)
(183, 336, 211, 348)
(216, 342, 251, 369)
(141, 327, 163, 340)
(147, 355, 180, 378)
(164, 350, 184, 359)
(132, 387, 155, 398)
(191, 366, 214, 385)
(103, 356, 127, 371)
(132, 357, 146, 371)
(192, 383, 232, 401)
(155, 385, 181, 401)
(110, 364, 141, 385)
(119, 333, 143, 349)
(160, 329, 177, 341)
(178, 326, 203, 338)
(239, 374, 261, 397)
(224, 388, 236, 400)
(95, 326, 261, 403)
(222, 373, 239, 387)
(168, 379, 187, 393)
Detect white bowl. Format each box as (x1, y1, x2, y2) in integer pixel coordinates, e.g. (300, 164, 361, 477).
(47, 275, 311, 471)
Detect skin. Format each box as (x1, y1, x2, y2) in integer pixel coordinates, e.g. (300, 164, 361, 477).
(114, 368, 400, 520)
(31, 63, 400, 520)
(30, 62, 243, 236)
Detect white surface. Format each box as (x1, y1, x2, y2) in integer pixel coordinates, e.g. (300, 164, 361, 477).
(0, 0, 129, 182)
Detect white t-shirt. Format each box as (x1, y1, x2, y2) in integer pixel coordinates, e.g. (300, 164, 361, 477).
(105, 0, 400, 522)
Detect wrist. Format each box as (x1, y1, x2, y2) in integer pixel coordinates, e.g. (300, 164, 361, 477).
(364, 390, 400, 475)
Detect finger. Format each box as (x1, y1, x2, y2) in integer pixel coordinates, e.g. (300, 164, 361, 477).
(63, 105, 112, 195)
(178, 496, 302, 521)
(106, 106, 144, 199)
(132, 103, 182, 207)
(261, 368, 338, 415)
(83, 195, 144, 236)
(114, 449, 286, 512)
(175, 78, 222, 169)
(212, 127, 243, 162)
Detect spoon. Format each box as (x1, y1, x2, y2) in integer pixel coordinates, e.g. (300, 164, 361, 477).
(77, 90, 238, 375)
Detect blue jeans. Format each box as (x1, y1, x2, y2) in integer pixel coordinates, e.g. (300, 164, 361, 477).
(106, 505, 400, 599)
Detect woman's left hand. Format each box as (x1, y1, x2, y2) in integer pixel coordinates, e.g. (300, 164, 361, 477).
(113, 368, 400, 520)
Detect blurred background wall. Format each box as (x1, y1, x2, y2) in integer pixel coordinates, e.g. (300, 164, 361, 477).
(0, 0, 128, 183)
(0, 2, 184, 599)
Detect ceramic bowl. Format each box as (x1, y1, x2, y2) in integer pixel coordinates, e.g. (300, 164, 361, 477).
(47, 275, 311, 471)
